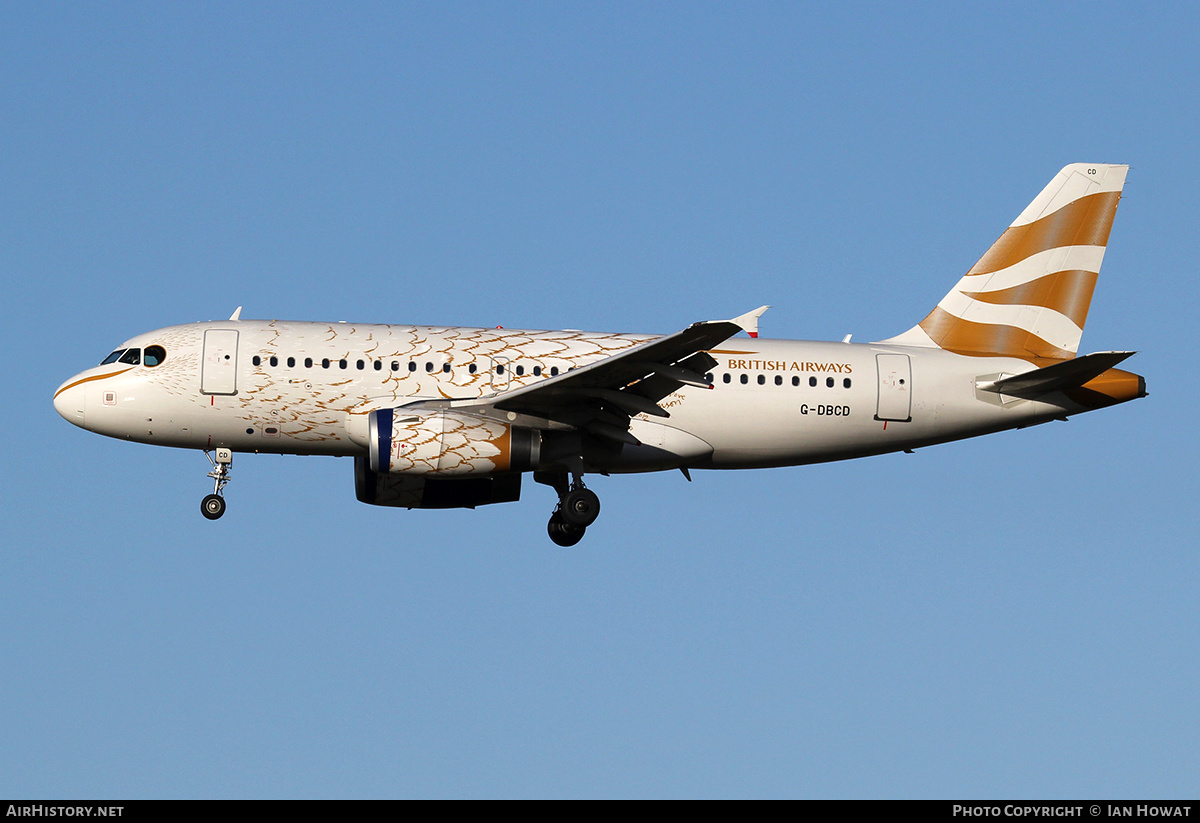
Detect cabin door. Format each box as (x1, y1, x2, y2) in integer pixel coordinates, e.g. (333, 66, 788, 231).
(201, 329, 240, 395)
(875, 354, 911, 422)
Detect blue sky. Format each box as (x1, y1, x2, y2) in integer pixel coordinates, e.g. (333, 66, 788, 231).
(4, 2, 1198, 798)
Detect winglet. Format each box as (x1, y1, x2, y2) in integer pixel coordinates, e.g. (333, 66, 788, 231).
(229, 306, 243, 321)
(731, 305, 770, 339)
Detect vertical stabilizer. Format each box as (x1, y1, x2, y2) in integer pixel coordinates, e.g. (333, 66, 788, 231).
(881, 163, 1128, 361)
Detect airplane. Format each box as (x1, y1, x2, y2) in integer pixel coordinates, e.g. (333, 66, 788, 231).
(53, 163, 1146, 545)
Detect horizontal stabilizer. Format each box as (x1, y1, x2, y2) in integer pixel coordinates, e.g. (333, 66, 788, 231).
(978, 351, 1136, 398)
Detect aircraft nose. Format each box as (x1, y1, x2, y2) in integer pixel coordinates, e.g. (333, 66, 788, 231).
(53, 378, 86, 427)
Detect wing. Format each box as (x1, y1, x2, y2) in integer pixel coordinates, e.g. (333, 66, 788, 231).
(404, 306, 768, 445)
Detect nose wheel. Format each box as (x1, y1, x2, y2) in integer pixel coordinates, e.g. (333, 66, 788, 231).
(201, 448, 233, 520)
(201, 493, 226, 520)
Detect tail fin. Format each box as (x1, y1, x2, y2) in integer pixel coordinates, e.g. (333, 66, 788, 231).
(882, 163, 1128, 362)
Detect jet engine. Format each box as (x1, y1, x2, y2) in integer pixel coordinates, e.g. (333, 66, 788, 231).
(367, 408, 539, 476)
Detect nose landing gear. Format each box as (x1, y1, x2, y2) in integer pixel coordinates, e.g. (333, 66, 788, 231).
(201, 448, 233, 520)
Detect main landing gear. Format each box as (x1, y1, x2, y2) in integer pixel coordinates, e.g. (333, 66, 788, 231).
(201, 448, 233, 520)
(539, 472, 601, 547)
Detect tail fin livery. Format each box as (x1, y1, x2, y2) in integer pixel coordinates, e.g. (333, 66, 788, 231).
(883, 163, 1128, 361)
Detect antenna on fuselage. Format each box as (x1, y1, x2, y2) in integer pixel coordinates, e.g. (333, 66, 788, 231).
(229, 306, 243, 321)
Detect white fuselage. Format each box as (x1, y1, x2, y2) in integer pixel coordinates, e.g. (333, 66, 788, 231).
(53, 318, 1084, 472)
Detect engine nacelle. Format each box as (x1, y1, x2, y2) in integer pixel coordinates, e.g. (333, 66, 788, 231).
(368, 409, 539, 476)
(355, 456, 522, 509)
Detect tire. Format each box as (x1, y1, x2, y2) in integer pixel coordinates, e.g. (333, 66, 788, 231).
(201, 494, 226, 520)
(547, 513, 586, 547)
(560, 488, 601, 528)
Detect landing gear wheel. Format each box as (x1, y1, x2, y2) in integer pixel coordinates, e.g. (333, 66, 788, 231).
(201, 494, 226, 520)
(560, 488, 601, 528)
(547, 512, 586, 547)
(202, 449, 233, 522)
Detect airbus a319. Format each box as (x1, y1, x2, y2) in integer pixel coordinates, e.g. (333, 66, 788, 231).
(54, 164, 1145, 545)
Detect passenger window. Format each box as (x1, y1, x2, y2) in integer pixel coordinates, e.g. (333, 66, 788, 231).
(339, 359, 347, 369)
(533, 366, 542, 377)
(425, 362, 434, 372)
(305, 357, 313, 368)
(391, 361, 399, 371)
(118, 349, 141, 365)
(408, 362, 417, 372)
(826, 377, 834, 388)
(551, 367, 559, 376)
(844, 378, 852, 388)
(357, 360, 365, 370)
(442, 363, 450, 374)
(740, 374, 748, 385)
(144, 345, 166, 367)
(101, 349, 126, 366)
(757, 375, 765, 385)
(322, 359, 330, 369)
(723, 373, 731, 384)
(469, 363, 478, 374)
(809, 376, 817, 387)
(774, 375, 782, 386)
(373, 361, 381, 371)
(516, 365, 525, 376)
(252, 356, 262, 366)
(792, 376, 800, 387)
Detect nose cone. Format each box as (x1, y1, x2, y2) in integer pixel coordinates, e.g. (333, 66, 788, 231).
(53, 377, 87, 427)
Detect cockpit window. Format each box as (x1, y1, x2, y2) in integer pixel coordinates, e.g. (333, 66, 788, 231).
(144, 345, 166, 367)
(118, 348, 141, 365)
(101, 349, 126, 365)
